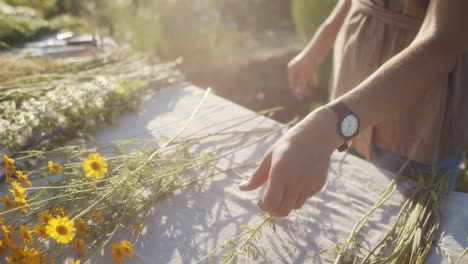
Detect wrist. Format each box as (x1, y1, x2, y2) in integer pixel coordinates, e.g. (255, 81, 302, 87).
(318, 106, 343, 152)
(302, 106, 343, 154)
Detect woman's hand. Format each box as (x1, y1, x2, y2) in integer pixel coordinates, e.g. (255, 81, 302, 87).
(239, 107, 341, 217)
(287, 0, 352, 101)
(287, 51, 319, 101)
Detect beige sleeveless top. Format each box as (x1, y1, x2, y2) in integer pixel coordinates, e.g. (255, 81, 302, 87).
(331, 0, 468, 164)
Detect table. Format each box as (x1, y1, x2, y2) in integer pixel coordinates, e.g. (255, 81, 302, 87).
(89, 83, 468, 264)
(3, 83, 463, 263)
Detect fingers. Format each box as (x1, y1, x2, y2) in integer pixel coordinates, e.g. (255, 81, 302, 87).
(273, 187, 299, 217)
(293, 193, 308, 210)
(288, 63, 313, 101)
(257, 177, 285, 215)
(295, 82, 308, 101)
(239, 152, 272, 191)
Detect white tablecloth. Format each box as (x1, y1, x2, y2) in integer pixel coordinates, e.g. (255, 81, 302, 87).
(89, 83, 468, 264)
(7, 83, 465, 263)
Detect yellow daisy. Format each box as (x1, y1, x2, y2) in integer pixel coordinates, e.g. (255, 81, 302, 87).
(1, 225, 15, 249)
(82, 153, 108, 179)
(17, 246, 45, 262)
(15, 170, 31, 186)
(72, 239, 85, 255)
(51, 204, 64, 214)
(33, 224, 48, 238)
(60, 209, 69, 217)
(120, 240, 134, 257)
(130, 221, 143, 235)
(0, 241, 4, 254)
(9, 181, 26, 203)
(75, 219, 88, 236)
(38, 209, 51, 224)
(46, 216, 76, 244)
(69, 260, 80, 264)
(1, 195, 14, 208)
(111, 242, 125, 263)
(17, 201, 28, 213)
(91, 211, 104, 223)
(3, 154, 15, 183)
(20, 225, 32, 244)
(48, 161, 63, 174)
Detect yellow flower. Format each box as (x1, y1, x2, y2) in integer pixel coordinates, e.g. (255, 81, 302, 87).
(120, 240, 134, 257)
(111, 243, 125, 263)
(60, 209, 69, 217)
(48, 161, 63, 174)
(23, 255, 47, 264)
(0, 241, 4, 254)
(72, 239, 85, 255)
(130, 221, 143, 235)
(111, 240, 134, 263)
(75, 219, 88, 236)
(1, 195, 14, 208)
(69, 260, 80, 264)
(91, 211, 103, 223)
(82, 153, 108, 179)
(46, 216, 76, 244)
(20, 224, 32, 244)
(51, 204, 64, 214)
(3, 154, 15, 183)
(38, 209, 51, 224)
(1, 225, 15, 249)
(33, 224, 47, 238)
(9, 181, 26, 203)
(18, 201, 28, 213)
(16, 246, 45, 262)
(15, 170, 31, 186)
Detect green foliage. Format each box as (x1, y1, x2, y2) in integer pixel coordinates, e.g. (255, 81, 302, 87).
(78, 1, 249, 72)
(3, 0, 80, 17)
(291, 0, 337, 43)
(197, 216, 276, 263)
(0, 1, 81, 46)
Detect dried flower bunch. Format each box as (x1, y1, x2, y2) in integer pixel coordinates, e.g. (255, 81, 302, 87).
(328, 155, 452, 264)
(0, 104, 287, 263)
(0, 51, 181, 154)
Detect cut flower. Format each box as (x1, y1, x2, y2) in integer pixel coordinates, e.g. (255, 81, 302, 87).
(46, 216, 76, 244)
(82, 153, 108, 179)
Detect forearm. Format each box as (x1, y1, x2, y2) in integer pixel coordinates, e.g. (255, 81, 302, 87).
(332, 0, 468, 133)
(300, 0, 351, 65)
(337, 32, 465, 132)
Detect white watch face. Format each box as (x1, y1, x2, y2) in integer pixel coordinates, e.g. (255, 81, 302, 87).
(341, 115, 358, 138)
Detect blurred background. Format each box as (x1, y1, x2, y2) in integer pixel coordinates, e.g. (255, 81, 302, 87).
(1, 0, 467, 191)
(0, 0, 336, 123)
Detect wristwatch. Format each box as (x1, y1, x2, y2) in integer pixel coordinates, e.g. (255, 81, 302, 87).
(326, 101, 360, 152)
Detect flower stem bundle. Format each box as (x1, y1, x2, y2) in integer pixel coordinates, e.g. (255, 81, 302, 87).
(0, 51, 181, 154)
(333, 170, 450, 264)
(0, 106, 287, 263)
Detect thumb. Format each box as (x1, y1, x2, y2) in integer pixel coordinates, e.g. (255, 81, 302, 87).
(239, 152, 272, 191)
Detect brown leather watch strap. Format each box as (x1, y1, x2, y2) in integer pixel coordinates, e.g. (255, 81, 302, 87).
(326, 101, 360, 152)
